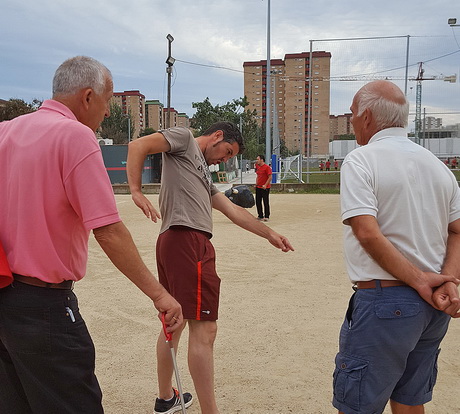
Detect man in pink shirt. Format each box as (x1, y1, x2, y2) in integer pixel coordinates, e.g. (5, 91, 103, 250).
(0, 56, 182, 414)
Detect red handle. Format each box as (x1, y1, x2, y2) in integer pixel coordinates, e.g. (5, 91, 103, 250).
(161, 312, 172, 342)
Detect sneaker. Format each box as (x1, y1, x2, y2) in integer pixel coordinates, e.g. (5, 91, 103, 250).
(257, 217, 264, 221)
(154, 388, 193, 413)
(263, 218, 269, 222)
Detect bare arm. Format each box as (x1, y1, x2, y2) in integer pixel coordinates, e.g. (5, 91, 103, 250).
(433, 218, 460, 317)
(127, 133, 171, 222)
(348, 215, 458, 308)
(263, 174, 272, 189)
(93, 221, 182, 331)
(211, 192, 294, 252)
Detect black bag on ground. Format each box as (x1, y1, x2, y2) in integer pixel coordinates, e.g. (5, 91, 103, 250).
(224, 185, 255, 208)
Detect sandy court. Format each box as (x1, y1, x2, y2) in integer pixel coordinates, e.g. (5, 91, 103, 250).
(77, 193, 460, 413)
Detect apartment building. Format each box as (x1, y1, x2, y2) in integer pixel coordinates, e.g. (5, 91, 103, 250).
(329, 113, 354, 141)
(177, 112, 190, 128)
(145, 99, 164, 131)
(243, 51, 331, 156)
(113, 91, 190, 138)
(111, 90, 145, 139)
(424, 116, 442, 130)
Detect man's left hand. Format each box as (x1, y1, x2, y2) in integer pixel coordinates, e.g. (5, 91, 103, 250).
(432, 282, 460, 318)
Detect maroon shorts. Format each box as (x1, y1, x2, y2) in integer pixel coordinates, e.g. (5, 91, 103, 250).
(156, 226, 220, 321)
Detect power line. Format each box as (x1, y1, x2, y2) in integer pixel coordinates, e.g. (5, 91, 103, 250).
(176, 48, 460, 83)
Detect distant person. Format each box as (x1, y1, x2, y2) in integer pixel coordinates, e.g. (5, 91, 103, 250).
(0, 56, 182, 414)
(319, 161, 324, 172)
(334, 80, 460, 414)
(334, 159, 339, 170)
(255, 154, 272, 221)
(325, 160, 331, 171)
(451, 157, 457, 169)
(127, 122, 294, 414)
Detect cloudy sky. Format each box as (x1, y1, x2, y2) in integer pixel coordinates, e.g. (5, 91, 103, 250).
(1, 0, 459, 126)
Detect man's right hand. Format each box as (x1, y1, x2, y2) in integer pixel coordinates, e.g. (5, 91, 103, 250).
(412, 271, 459, 310)
(432, 282, 460, 318)
(131, 192, 161, 222)
(153, 291, 184, 333)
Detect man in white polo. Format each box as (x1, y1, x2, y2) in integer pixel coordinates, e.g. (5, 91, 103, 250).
(333, 80, 460, 414)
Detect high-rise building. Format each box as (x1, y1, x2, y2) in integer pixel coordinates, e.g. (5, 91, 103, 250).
(329, 113, 354, 141)
(243, 51, 331, 156)
(112, 94, 190, 139)
(145, 99, 164, 131)
(423, 116, 442, 130)
(112, 90, 145, 138)
(177, 112, 190, 128)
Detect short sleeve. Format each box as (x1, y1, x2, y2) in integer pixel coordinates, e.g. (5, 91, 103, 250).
(340, 159, 378, 225)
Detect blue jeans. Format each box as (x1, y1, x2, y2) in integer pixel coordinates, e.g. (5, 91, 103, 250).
(333, 282, 450, 414)
(0, 281, 103, 414)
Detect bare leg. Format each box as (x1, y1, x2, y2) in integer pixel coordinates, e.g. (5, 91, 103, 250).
(390, 400, 424, 414)
(156, 321, 186, 400)
(188, 320, 219, 414)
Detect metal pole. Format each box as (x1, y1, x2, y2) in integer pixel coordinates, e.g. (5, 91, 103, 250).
(306, 40, 313, 183)
(166, 68, 172, 129)
(239, 115, 243, 184)
(265, 0, 271, 164)
(404, 35, 410, 96)
(422, 107, 426, 148)
(166, 34, 174, 129)
(128, 116, 131, 142)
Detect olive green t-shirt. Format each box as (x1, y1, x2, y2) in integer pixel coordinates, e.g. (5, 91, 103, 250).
(159, 127, 219, 236)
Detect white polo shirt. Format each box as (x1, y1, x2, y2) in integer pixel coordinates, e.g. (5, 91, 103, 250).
(341, 128, 460, 283)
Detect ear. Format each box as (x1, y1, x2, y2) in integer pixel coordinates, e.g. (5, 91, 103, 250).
(80, 88, 93, 111)
(362, 108, 372, 128)
(212, 130, 224, 143)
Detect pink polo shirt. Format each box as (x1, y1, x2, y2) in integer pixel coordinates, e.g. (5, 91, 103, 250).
(0, 100, 121, 283)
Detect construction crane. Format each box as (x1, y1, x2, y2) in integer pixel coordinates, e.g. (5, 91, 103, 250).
(414, 62, 456, 144)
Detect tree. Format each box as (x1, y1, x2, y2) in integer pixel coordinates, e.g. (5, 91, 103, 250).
(100, 102, 134, 144)
(0, 99, 42, 122)
(191, 97, 264, 160)
(139, 127, 156, 137)
(337, 134, 356, 140)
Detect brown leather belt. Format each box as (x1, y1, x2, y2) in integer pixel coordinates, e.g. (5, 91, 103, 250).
(355, 279, 407, 289)
(13, 274, 74, 290)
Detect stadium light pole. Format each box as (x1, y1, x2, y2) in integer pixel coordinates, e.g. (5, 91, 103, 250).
(448, 18, 459, 27)
(166, 34, 175, 129)
(265, 0, 271, 165)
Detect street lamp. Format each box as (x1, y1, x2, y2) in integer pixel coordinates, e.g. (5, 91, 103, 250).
(448, 18, 459, 27)
(166, 34, 175, 129)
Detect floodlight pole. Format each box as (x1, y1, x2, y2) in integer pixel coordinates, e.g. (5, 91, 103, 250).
(265, 0, 271, 165)
(166, 34, 174, 129)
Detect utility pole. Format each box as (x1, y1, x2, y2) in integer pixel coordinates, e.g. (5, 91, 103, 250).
(166, 34, 175, 129)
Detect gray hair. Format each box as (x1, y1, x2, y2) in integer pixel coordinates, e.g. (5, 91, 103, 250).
(52, 56, 112, 97)
(356, 82, 409, 129)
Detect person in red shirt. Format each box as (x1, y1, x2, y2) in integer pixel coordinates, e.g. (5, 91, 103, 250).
(255, 155, 272, 221)
(325, 160, 331, 171)
(319, 161, 324, 172)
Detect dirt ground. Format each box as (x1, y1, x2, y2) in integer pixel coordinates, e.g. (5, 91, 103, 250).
(77, 194, 460, 413)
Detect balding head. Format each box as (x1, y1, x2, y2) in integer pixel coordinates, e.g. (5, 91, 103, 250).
(350, 80, 409, 145)
(355, 80, 409, 130)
